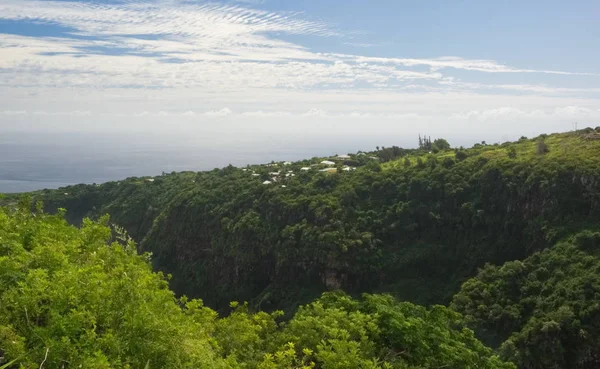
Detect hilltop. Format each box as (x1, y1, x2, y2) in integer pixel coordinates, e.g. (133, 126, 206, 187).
(3, 128, 600, 368)
(3, 128, 598, 310)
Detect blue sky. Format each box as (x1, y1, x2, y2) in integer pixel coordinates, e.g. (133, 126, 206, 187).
(268, 0, 598, 67)
(0, 0, 599, 145)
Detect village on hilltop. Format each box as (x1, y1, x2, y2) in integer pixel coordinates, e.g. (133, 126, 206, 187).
(246, 153, 373, 186)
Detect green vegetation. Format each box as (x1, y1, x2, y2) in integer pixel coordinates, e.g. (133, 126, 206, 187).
(452, 231, 600, 368)
(2, 129, 600, 368)
(0, 205, 513, 368)
(17, 130, 600, 314)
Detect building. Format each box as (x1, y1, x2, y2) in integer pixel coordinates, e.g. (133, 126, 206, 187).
(319, 168, 337, 173)
(320, 160, 335, 166)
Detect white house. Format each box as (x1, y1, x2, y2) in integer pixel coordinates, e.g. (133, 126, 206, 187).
(300, 167, 311, 171)
(335, 154, 351, 160)
(262, 180, 272, 185)
(321, 160, 335, 166)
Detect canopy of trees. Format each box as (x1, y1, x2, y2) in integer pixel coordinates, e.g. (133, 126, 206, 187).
(2, 129, 600, 368)
(19, 131, 599, 315)
(0, 205, 514, 368)
(452, 231, 600, 369)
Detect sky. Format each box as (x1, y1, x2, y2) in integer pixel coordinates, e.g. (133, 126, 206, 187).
(1, 0, 599, 148)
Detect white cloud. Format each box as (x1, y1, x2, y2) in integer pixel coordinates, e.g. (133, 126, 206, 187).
(204, 108, 233, 117)
(344, 42, 376, 48)
(0, 0, 598, 145)
(302, 108, 328, 117)
(241, 110, 292, 117)
(1, 110, 91, 116)
(1, 110, 28, 115)
(450, 106, 600, 121)
(0, 0, 595, 95)
(349, 55, 598, 76)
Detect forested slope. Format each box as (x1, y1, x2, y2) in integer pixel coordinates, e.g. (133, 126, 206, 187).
(19, 130, 600, 314)
(0, 206, 514, 369)
(452, 231, 600, 369)
(3, 129, 600, 368)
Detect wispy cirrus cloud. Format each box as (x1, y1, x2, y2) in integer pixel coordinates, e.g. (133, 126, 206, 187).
(347, 55, 598, 76)
(0, 0, 599, 145)
(1, 0, 596, 93)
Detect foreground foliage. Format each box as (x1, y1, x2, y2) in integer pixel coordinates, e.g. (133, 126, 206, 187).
(0, 206, 514, 368)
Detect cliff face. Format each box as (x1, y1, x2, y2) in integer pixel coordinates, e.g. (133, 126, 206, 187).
(138, 161, 600, 311)
(30, 132, 600, 312)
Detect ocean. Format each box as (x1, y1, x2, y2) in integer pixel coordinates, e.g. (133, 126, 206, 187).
(0, 130, 394, 193)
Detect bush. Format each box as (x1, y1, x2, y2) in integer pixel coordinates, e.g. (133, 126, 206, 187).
(455, 151, 468, 161)
(442, 157, 455, 168)
(536, 140, 549, 155)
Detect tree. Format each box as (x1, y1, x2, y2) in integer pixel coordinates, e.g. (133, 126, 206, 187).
(418, 134, 433, 151)
(0, 207, 227, 368)
(433, 138, 451, 151)
(442, 157, 455, 168)
(455, 151, 468, 161)
(536, 140, 549, 155)
(365, 161, 381, 172)
(452, 233, 600, 369)
(20, 130, 600, 369)
(416, 157, 425, 168)
(404, 157, 411, 167)
(507, 147, 517, 159)
(427, 155, 438, 168)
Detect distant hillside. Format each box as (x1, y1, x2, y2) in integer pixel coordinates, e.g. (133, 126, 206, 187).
(6, 128, 600, 315)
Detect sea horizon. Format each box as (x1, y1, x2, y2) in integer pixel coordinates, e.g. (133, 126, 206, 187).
(0, 130, 415, 193)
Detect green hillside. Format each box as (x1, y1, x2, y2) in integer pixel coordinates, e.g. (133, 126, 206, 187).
(0, 205, 513, 368)
(452, 231, 600, 369)
(16, 129, 599, 313)
(2, 128, 600, 368)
